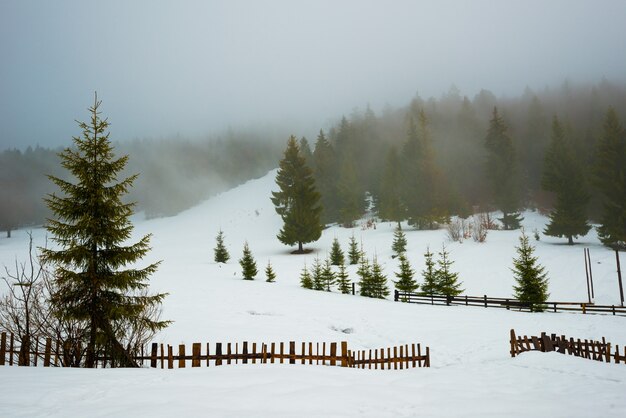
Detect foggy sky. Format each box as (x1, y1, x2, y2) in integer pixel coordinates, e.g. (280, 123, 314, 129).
(1, 0, 626, 149)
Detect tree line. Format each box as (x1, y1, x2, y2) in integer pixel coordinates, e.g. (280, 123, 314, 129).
(271, 80, 626, 251)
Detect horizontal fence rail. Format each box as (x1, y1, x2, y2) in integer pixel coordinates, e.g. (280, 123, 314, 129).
(395, 290, 626, 317)
(510, 329, 626, 365)
(0, 331, 430, 371)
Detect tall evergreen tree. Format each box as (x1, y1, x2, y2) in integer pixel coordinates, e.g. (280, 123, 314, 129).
(435, 245, 463, 296)
(378, 146, 405, 226)
(299, 137, 314, 168)
(348, 234, 360, 265)
(337, 154, 365, 227)
(299, 264, 313, 289)
(512, 232, 549, 311)
(41, 95, 168, 368)
(420, 247, 438, 296)
(312, 130, 339, 224)
(484, 107, 523, 230)
(542, 115, 591, 244)
(213, 229, 230, 263)
(239, 241, 258, 280)
(265, 260, 276, 283)
(594, 108, 626, 250)
(394, 254, 418, 296)
(271, 136, 323, 253)
(336, 262, 351, 294)
(329, 237, 345, 266)
(391, 226, 407, 258)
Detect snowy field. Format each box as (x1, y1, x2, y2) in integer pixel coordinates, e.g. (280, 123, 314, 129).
(1, 169, 625, 417)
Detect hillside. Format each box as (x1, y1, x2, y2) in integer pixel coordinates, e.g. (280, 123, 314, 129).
(1, 170, 625, 417)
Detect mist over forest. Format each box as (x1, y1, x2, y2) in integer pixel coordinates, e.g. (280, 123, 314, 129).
(1, 78, 625, 236)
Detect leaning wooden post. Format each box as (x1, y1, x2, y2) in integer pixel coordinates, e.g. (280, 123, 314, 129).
(340, 341, 348, 367)
(587, 249, 595, 300)
(510, 329, 517, 357)
(584, 248, 592, 303)
(616, 250, 624, 307)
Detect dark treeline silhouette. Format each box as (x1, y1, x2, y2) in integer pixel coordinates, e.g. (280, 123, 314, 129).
(308, 79, 626, 237)
(0, 134, 282, 236)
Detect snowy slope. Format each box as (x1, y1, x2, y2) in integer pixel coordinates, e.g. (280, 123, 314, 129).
(1, 169, 625, 418)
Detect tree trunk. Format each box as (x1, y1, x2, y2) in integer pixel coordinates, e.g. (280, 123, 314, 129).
(568, 236, 574, 245)
(298, 242, 303, 253)
(86, 316, 97, 368)
(7, 229, 11, 238)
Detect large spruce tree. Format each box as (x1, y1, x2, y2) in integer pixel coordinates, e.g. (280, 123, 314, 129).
(312, 130, 339, 224)
(542, 115, 591, 244)
(485, 107, 523, 230)
(594, 108, 626, 250)
(42, 95, 168, 368)
(271, 136, 323, 253)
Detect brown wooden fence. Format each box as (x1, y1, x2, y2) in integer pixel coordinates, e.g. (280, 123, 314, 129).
(395, 290, 626, 317)
(0, 331, 430, 370)
(509, 329, 626, 365)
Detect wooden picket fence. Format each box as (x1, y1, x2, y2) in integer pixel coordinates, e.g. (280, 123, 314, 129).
(509, 329, 626, 365)
(0, 331, 430, 370)
(395, 290, 626, 317)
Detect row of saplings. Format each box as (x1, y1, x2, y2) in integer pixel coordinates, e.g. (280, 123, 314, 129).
(214, 227, 550, 312)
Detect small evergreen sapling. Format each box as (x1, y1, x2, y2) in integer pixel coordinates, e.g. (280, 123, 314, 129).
(300, 264, 313, 289)
(356, 254, 373, 297)
(512, 232, 549, 312)
(330, 238, 345, 266)
(213, 229, 230, 263)
(391, 226, 407, 258)
(394, 254, 418, 297)
(435, 245, 463, 296)
(239, 242, 258, 280)
(348, 234, 360, 265)
(370, 256, 390, 299)
(336, 262, 351, 294)
(420, 247, 438, 296)
(265, 260, 276, 283)
(311, 257, 325, 291)
(322, 258, 336, 291)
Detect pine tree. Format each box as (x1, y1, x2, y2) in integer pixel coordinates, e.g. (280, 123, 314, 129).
(484, 107, 523, 230)
(435, 245, 463, 296)
(299, 264, 313, 289)
(394, 254, 418, 296)
(322, 258, 336, 291)
(378, 146, 405, 226)
(213, 229, 230, 263)
(512, 232, 549, 311)
(356, 254, 373, 297)
(420, 247, 438, 295)
(311, 257, 325, 291)
(299, 136, 314, 168)
(330, 237, 345, 266)
(313, 130, 339, 224)
(239, 241, 258, 280)
(370, 256, 390, 299)
(265, 260, 276, 283)
(594, 108, 626, 250)
(391, 226, 407, 258)
(542, 115, 591, 244)
(348, 234, 360, 264)
(336, 262, 351, 294)
(271, 136, 323, 253)
(41, 95, 168, 368)
(337, 154, 365, 227)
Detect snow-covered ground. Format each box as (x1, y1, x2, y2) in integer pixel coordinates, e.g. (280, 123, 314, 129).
(1, 169, 625, 417)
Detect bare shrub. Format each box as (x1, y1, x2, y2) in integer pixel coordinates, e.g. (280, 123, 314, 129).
(446, 218, 464, 242)
(472, 214, 489, 243)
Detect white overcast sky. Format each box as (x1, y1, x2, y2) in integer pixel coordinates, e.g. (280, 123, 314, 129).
(1, 0, 625, 148)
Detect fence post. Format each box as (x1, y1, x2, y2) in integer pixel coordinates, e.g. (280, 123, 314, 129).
(0, 332, 6, 366)
(484, 295, 487, 308)
(394, 289, 399, 302)
(340, 341, 348, 367)
(351, 282, 355, 295)
(215, 343, 223, 366)
(505, 299, 510, 310)
(178, 344, 186, 368)
(242, 341, 249, 364)
(192, 343, 201, 367)
(510, 329, 517, 357)
(149, 343, 158, 368)
(330, 342, 337, 366)
(289, 341, 296, 364)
